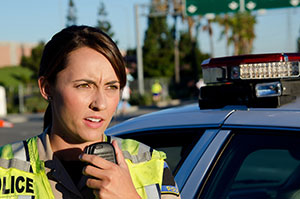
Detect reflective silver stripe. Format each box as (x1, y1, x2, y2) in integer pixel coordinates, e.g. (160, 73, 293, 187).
(0, 158, 31, 172)
(138, 142, 151, 155)
(112, 136, 123, 149)
(17, 195, 33, 199)
(144, 184, 161, 199)
(0, 141, 31, 172)
(11, 141, 27, 161)
(111, 136, 152, 163)
(122, 151, 152, 163)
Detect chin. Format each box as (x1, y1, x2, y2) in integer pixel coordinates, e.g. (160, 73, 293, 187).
(83, 133, 103, 142)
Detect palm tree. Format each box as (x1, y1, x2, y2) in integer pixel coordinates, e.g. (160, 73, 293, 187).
(202, 18, 214, 57)
(229, 12, 256, 55)
(215, 12, 256, 55)
(215, 14, 230, 55)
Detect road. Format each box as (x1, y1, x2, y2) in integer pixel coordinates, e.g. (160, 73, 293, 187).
(1, 96, 299, 146)
(0, 105, 177, 146)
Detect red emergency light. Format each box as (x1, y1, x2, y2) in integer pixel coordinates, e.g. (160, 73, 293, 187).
(202, 53, 300, 84)
(199, 53, 300, 109)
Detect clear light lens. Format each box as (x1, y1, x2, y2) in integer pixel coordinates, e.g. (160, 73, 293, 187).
(239, 61, 300, 79)
(255, 82, 282, 98)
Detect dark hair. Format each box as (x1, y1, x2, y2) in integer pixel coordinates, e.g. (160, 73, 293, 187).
(39, 25, 126, 130)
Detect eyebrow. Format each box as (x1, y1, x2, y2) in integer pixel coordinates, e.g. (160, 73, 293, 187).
(72, 79, 95, 84)
(105, 80, 120, 85)
(72, 79, 120, 85)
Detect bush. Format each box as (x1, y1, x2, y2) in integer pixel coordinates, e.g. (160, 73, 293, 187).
(129, 91, 153, 106)
(25, 95, 48, 113)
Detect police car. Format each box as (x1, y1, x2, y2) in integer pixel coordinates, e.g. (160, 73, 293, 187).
(106, 53, 300, 199)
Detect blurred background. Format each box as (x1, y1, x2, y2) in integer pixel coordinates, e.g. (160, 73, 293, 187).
(0, 0, 300, 115)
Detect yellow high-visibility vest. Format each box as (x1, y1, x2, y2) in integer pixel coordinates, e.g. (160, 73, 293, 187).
(0, 136, 166, 199)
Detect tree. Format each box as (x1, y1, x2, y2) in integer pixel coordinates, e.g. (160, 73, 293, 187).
(202, 18, 215, 57)
(216, 12, 256, 55)
(215, 14, 231, 56)
(179, 32, 209, 78)
(230, 12, 256, 55)
(172, 31, 209, 98)
(96, 1, 115, 39)
(66, 0, 77, 27)
(143, 15, 174, 77)
(143, 1, 174, 78)
(20, 42, 45, 81)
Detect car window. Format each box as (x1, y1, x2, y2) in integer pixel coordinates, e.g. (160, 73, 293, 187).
(118, 128, 204, 174)
(199, 130, 300, 199)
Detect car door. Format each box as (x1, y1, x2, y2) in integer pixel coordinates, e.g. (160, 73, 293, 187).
(117, 127, 209, 175)
(181, 128, 300, 199)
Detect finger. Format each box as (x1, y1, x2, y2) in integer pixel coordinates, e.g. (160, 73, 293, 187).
(79, 153, 113, 169)
(85, 176, 102, 189)
(112, 140, 128, 169)
(83, 164, 113, 182)
(93, 189, 101, 199)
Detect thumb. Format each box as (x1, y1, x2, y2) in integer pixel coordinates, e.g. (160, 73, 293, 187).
(112, 140, 128, 169)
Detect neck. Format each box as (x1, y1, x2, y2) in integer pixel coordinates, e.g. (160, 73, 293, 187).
(49, 132, 103, 161)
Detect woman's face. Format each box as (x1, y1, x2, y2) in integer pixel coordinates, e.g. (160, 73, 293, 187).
(49, 47, 120, 144)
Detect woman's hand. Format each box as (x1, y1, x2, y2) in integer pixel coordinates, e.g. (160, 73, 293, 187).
(80, 140, 141, 199)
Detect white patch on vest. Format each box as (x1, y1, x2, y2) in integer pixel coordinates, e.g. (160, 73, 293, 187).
(11, 142, 27, 161)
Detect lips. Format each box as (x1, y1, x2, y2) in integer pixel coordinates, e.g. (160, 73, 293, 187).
(84, 116, 104, 129)
(86, 117, 101, 122)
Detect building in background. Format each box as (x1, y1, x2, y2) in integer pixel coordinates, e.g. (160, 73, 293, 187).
(0, 42, 35, 68)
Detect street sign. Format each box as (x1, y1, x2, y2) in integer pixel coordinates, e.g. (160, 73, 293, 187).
(186, 0, 300, 16)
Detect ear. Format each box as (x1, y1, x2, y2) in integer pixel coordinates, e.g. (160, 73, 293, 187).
(38, 76, 52, 101)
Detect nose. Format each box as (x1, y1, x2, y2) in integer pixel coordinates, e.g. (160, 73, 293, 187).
(89, 90, 107, 111)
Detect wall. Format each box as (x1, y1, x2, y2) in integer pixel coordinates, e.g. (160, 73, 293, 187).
(0, 42, 35, 68)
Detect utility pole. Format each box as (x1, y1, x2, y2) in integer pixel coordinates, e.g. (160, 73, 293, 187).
(173, 15, 180, 83)
(239, 0, 245, 12)
(18, 84, 25, 113)
(135, 4, 145, 95)
(134, 1, 183, 92)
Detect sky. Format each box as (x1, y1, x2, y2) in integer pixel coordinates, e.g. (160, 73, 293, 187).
(0, 0, 299, 58)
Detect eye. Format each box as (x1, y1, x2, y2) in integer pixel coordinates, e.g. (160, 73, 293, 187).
(76, 83, 91, 88)
(108, 85, 119, 90)
(106, 84, 120, 90)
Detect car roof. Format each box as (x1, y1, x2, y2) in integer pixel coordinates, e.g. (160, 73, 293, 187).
(107, 104, 234, 136)
(106, 103, 300, 136)
(224, 109, 300, 129)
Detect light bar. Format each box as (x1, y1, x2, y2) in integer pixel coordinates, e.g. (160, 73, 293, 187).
(202, 53, 300, 84)
(237, 61, 300, 80)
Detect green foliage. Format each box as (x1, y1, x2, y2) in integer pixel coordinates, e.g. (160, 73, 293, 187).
(25, 95, 48, 113)
(0, 66, 33, 87)
(179, 32, 209, 78)
(20, 41, 45, 81)
(96, 1, 115, 40)
(5, 86, 47, 114)
(129, 91, 153, 106)
(168, 31, 209, 99)
(143, 16, 174, 77)
(215, 12, 256, 55)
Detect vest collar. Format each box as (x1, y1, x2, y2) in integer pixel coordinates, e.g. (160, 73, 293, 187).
(36, 129, 84, 198)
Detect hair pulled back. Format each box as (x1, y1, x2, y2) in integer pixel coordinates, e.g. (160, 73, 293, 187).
(39, 25, 126, 130)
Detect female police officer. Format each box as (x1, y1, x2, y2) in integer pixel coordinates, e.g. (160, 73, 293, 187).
(0, 26, 180, 199)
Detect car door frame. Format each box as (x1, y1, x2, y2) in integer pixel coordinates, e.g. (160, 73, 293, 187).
(178, 129, 232, 198)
